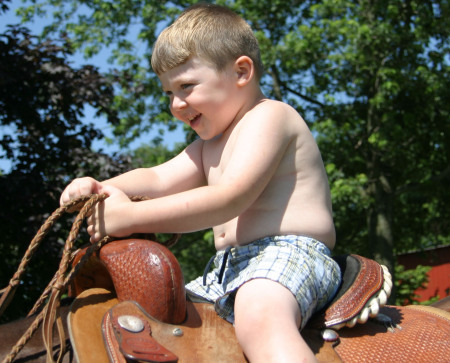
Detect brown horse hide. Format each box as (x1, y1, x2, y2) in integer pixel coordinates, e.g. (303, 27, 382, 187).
(0, 302, 73, 363)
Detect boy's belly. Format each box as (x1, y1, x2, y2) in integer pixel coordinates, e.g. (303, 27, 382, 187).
(213, 208, 335, 251)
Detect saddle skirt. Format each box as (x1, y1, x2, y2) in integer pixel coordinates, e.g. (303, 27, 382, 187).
(315, 254, 392, 330)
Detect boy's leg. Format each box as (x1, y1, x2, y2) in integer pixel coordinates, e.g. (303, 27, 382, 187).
(234, 278, 317, 363)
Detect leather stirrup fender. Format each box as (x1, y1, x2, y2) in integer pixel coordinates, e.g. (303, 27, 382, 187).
(102, 301, 178, 363)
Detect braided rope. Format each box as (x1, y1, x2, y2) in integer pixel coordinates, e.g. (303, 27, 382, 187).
(0, 196, 94, 317)
(28, 194, 108, 317)
(2, 234, 113, 363)
(1, 194, 109, 363)
(1, 193, 180, 363)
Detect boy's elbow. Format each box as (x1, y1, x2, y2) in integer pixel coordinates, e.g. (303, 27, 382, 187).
(221, 184, 259, 216)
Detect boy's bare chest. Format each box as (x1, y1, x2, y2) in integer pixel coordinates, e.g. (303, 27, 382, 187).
(202, 136, 237, 185)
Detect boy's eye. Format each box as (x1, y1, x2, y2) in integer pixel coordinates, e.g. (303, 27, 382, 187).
(163, 83, 193, 96)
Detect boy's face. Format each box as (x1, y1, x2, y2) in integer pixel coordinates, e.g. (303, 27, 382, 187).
(158, 57, 241, 140)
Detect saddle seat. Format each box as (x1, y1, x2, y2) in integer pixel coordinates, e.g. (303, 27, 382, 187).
(68, 238, 393, 363)
(68, 289, 246, 363)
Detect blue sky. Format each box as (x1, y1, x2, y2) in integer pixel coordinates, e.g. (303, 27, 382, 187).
(0, 0, 185, 173)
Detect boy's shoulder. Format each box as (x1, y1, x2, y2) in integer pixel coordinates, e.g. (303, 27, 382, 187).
(202, 99, 307, 150)
(251, 98, 296, 114)
(247, 99, 305, 127)
(241, 99, 308, 137)
(201, 99, 308, 159)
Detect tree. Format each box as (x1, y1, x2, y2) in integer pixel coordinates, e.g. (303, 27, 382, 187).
(291, 1, 450, 269)
(0, 2, 132, 321)
(9, 0, 450, 302)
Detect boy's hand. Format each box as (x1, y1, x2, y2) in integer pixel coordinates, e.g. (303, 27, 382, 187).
(60, 177, 103, 208)
(86, 185, 134, 243)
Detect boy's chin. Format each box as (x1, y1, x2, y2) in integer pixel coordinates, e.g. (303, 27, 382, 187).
(197, 131, 222, 141)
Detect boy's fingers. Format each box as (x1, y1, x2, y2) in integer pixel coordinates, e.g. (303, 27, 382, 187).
(99, 184, 120, 197)
(87, 224, 94, 236)
(60, 177, 100, 208)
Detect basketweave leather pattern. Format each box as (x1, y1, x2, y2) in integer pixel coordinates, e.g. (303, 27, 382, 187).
(334, 305, 450, 361)
(99, 239, 187, 325)
(324, 255, 383, 327)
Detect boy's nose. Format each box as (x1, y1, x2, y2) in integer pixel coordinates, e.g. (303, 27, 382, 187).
(171, 96, 188, 111)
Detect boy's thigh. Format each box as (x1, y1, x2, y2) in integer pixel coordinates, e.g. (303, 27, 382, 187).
(234, 278, 302, 328)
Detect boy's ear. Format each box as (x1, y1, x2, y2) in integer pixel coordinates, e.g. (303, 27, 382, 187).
(234, 56, 254, 87)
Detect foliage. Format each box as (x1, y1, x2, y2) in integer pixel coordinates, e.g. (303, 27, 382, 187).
(14, 0, 186, 146)
(4, 0, 450, 306)
(129, 141, 180, 169)
(0, 20, 131, 321)
(0, 28, 117, 170)
(171, 230, 217, 283)
(394, 264, 439, 306)
(306, 1, 450, 267)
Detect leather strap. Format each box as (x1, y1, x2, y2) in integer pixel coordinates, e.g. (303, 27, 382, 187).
(102, 312, 126, 363)
(102, 301, 178, 363)
(68, 288, 246, 363)
(42, 287, 66, 363)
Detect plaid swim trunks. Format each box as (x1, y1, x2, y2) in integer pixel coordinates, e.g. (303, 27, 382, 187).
(185, 235, 342, 329)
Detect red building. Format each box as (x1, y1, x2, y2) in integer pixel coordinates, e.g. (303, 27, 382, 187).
(397, 244, 450, 302)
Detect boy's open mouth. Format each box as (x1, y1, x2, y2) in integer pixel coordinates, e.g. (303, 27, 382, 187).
(188, 113, 201, 127)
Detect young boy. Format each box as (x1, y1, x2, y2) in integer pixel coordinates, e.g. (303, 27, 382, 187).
(60, 4, 341, 362)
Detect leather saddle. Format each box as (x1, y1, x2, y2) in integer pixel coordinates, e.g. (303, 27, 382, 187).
(67, 238, 393, 362)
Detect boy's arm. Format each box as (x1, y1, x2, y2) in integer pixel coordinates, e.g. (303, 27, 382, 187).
(101, 139, 207, 197)
(88, 102, 296, 241)
(60, 139, 206, 205)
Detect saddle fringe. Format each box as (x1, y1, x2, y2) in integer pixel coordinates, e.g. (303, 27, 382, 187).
(329, 264, 392, 330)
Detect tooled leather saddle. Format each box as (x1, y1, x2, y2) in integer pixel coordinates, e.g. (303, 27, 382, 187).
(67, 237, 396, 363)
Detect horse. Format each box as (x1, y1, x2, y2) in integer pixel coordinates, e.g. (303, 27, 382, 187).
(0, 303, 73, 363)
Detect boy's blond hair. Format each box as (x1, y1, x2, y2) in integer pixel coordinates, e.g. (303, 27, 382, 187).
(151, 3, 264, 80)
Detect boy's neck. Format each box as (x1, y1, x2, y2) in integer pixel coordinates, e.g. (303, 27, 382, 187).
(221, 86, 266, 139)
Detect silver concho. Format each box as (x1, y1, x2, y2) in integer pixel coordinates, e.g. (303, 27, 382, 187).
(172, 327, 184, 337)
(321, 328, 339, 342)
(117, 315, 145, 333)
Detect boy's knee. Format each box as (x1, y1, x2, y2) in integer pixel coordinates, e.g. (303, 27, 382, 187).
(234, 279, 302, 329)
(234, 292, 274, 345)
(234, 300, 311, 363)
(234, 309, 271, 354)
(234, 290, 299, 347)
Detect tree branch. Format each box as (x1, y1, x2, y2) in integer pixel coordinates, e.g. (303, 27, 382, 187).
(395, 165, 450, 196)
(266, 65, 325, 107)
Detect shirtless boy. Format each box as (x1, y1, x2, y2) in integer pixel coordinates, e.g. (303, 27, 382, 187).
(60, 4, 341, 362)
